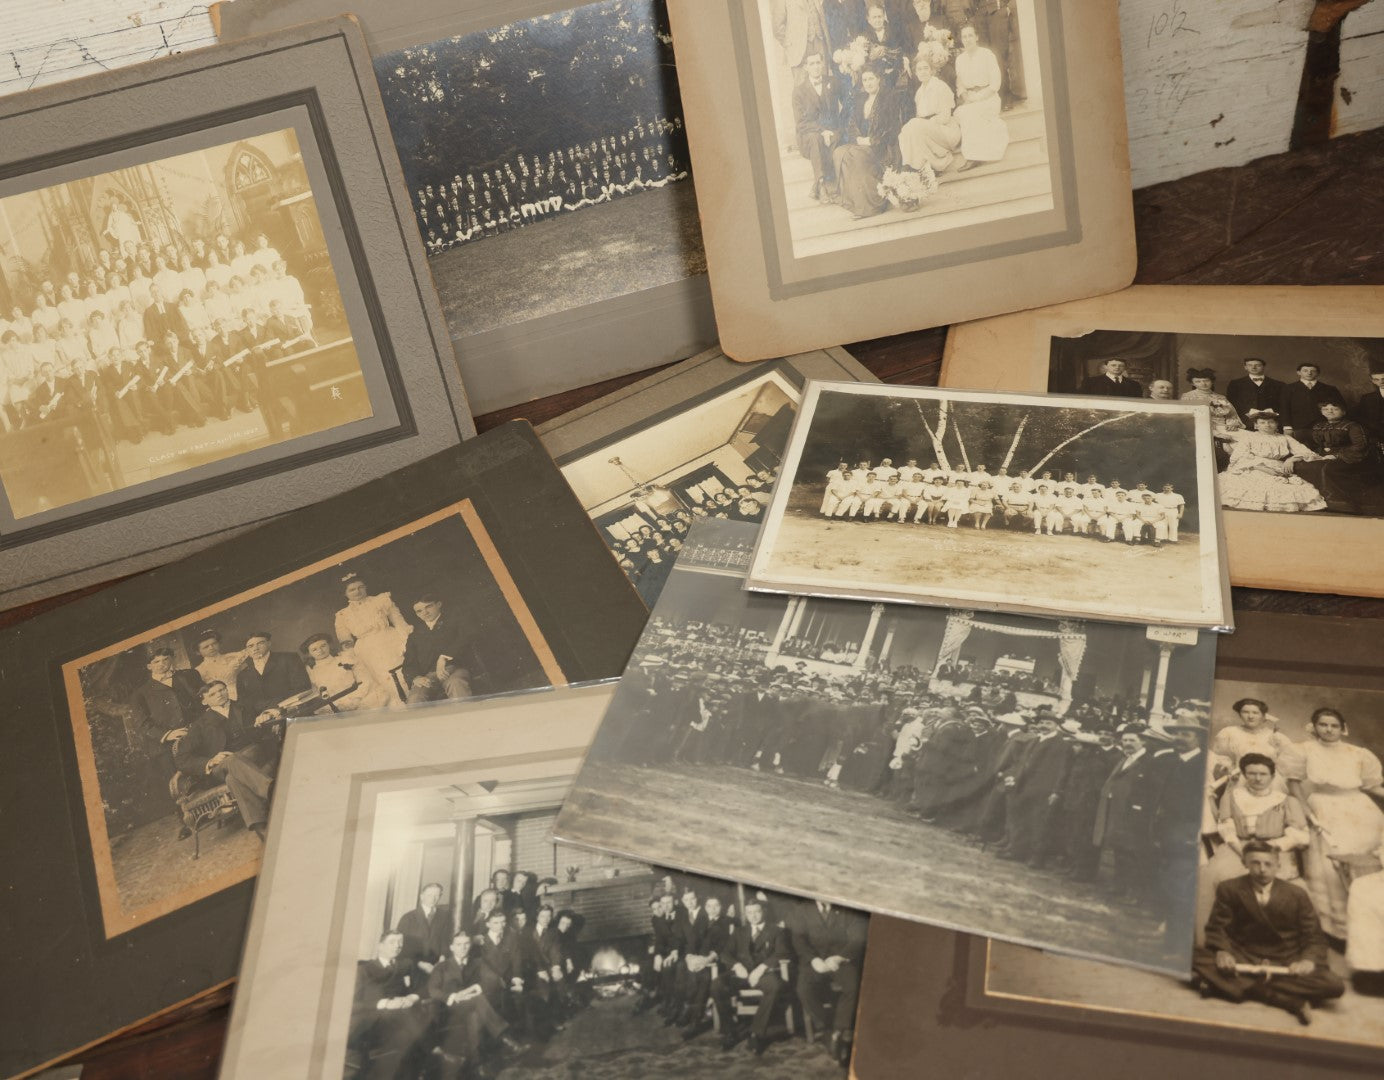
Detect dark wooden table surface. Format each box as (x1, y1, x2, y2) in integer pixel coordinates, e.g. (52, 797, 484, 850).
(39, 125, 1384, 1078)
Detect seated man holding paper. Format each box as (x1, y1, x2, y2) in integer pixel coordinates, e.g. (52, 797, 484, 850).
(401, 594, 474, 704)
(426, 930, 522, 1075)
(1192, 840, 1345, 1025)
(711, 896, 787, 1055)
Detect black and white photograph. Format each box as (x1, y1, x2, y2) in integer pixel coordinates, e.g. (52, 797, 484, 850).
(559, 368, 797, 604)
(375, 0, 704, 339)
(343, 777, 868, 1078)
(66, 503, 564, 937)
(745, 381, 1230, 630)
(555, 519, 1220, 974)
(982, 674, 1384, 1055)
(755, 0, 1053, 258)
(0, 126, 373, 521)
(1049, 330, 1384, 519)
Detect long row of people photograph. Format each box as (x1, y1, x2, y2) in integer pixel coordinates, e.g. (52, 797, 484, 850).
(817, 457, 1188, 544)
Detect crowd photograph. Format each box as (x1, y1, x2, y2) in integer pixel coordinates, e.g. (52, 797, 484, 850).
(754, 0, 1053, 257)
(1048, 329, 1384, 518)
(558, 519, 1220, 973)
(0, 127, 372, 521)
(748, 383, 1224, 629)
(69, 509, 558, 935)
(560, 370, 797, 604)
(985, 679, 1384, 1048)
(375, 0, 705, 337)
(345, 779, 867, 1078)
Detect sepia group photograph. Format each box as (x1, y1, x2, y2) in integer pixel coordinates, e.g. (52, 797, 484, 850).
(0, 126, 374, 523)
(745, 381, 1231, 630)
(754, 0, 1054, 259)
(375, 0, 703, 341)
(556, 518, 1220, 975)
(980, 669, 1384, 1062)
(65, 501, 565, 937)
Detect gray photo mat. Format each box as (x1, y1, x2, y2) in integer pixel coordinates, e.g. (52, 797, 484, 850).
(728, 0, 1081, 300)
(0, 22, 473, 609)
(216, 0, 719, 414)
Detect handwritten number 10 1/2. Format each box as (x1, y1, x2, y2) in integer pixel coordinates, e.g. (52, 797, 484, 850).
(1148, 0, 1199, 48)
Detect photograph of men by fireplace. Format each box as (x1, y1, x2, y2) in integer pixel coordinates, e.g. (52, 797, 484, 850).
(346, 781, 868, 1079)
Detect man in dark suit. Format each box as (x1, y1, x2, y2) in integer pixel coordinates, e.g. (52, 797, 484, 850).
(792, 53, 843, 201)
(1078, 358, 1143, 397)
(127, 646, 204, 772)
(141, 283, 187, 345)
(348, 931, 430, 1080)
(1192, 842, 1345, 1024)
(1280, 362, 1345, 437)
(637, 892, 681, 1015)
(1225, 357, 1287, 425)
(728, 672, 779, 768)
(426, 931, 520, 1075)
(401, 594, 473, 704)
(1093, 726, 1164, 904)
(1153, 710, 1212, 957)
(792, 899, 867, 1065)
(711, 896, 788, 1054)
(474, 909, 545, 1034)
(999, 706, 1072, 866)
(206, 318, 255, 413)
(396, 882, 453, 981)
(678, 894, 736, 1040)
(151, 328, 207, 429)
(235, 631, 311, 718)
(1352, 371, 1384, 454)
(666, 885, 710, 1026)
(171, 679, 278, 839)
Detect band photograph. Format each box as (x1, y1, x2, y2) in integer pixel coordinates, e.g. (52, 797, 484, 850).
(754, 0, 1054, 259)
(978, 673, 1384, 1061)
(745, 381, 1231, 630)
(0, 126, 374, 523)
(64, 501, 566, 938)
(558, 367, 798, 604)
(375, 0, 703, 342)
(1049, 330, 1384, 520)
(555, 518, 1220, 973)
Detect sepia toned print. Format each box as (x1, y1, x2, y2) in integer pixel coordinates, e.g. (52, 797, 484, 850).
(754, 0, 1053, 259)
(0, 126, 373, 521)
(63, 501, 564, 938)
(746, 381, 1230, 629)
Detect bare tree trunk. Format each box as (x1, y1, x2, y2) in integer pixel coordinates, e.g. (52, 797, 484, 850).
(916, 400, 952, 471)
(951, 416, 972, 472)
(1000, 415, 1030, 473)
(1027, 412, 1139, 476)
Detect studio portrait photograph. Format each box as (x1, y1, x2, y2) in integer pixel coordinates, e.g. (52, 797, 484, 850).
(746, 382, 1230, 629)
(0, 126, 374, 522)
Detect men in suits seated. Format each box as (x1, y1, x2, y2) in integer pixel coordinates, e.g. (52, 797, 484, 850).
(151, 329, 208, 429)
(792, 53, 843, 202)
(127, 646, 204, 781)
(401, 594, 474, 704)
(524, 904, 571, 1021)
(1280, 362, 1345, 437)
(1192, 841, 1345, 1025)
(678, 894, 736, 1041)
(636, 892, 680, 1015)
(473, 910, 548, 1038)
(711, 897, 788, 1054)
(792, 899, 866, 1065)
(1225, 357, 1286, 426)
(426, 931, 522, 1078)
(235, 630, 312, 718)
(665, 884, 710, 1026)
(348, 931, 430, 1080)
(1078, 358, 1143, 398)
(171, 679, 279, 840)
(397, 882, 453, 982)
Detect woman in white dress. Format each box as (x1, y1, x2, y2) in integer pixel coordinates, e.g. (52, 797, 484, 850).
(1285, 707, 1384, 939)
(102, 197, 142, 253)
(952, 24, 1009, 165)
(301, 633, 393, 713)
(898, 52, 961, 174)
(1218, 410, 1326, 513)
(193, 630, 249, 699)
(1210, 697, 1296, 789)
(332, 573, 412, 697)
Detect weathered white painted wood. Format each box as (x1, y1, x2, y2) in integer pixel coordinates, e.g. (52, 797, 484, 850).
(1335, 0, 1384, 136)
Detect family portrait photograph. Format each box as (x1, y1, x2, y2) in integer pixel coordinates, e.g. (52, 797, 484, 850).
(337, 769, 868, 1079)
(375, 0, 704, 341)
(754, 0, 1054, 259)
(64, 502, 565, 937)
(556, 519, 1220, 974)
(981, 673, 1384, 1058)
(745, 381, 1230, 630)
(0, 126, 372, 522)
(1049, 329, 1384, 520)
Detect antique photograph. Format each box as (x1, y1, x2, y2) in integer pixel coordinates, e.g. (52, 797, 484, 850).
(1049, 330, 1384, 519)
(555, 519, 1220, 973)
(0, 126, 373, 521)
(746, 381, 1230, 629)
(981, 674, 1384, 1055)
(558, 368, 797, 604)
(65, 501, 565, 937)
(754, 0, 1054, 258)
(376, 0, 704, 339)
(341, 780, 867, 1078)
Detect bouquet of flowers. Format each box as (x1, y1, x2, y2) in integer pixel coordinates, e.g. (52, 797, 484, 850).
(832, 35, 871, 79)
(879, 165, 940, 212)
